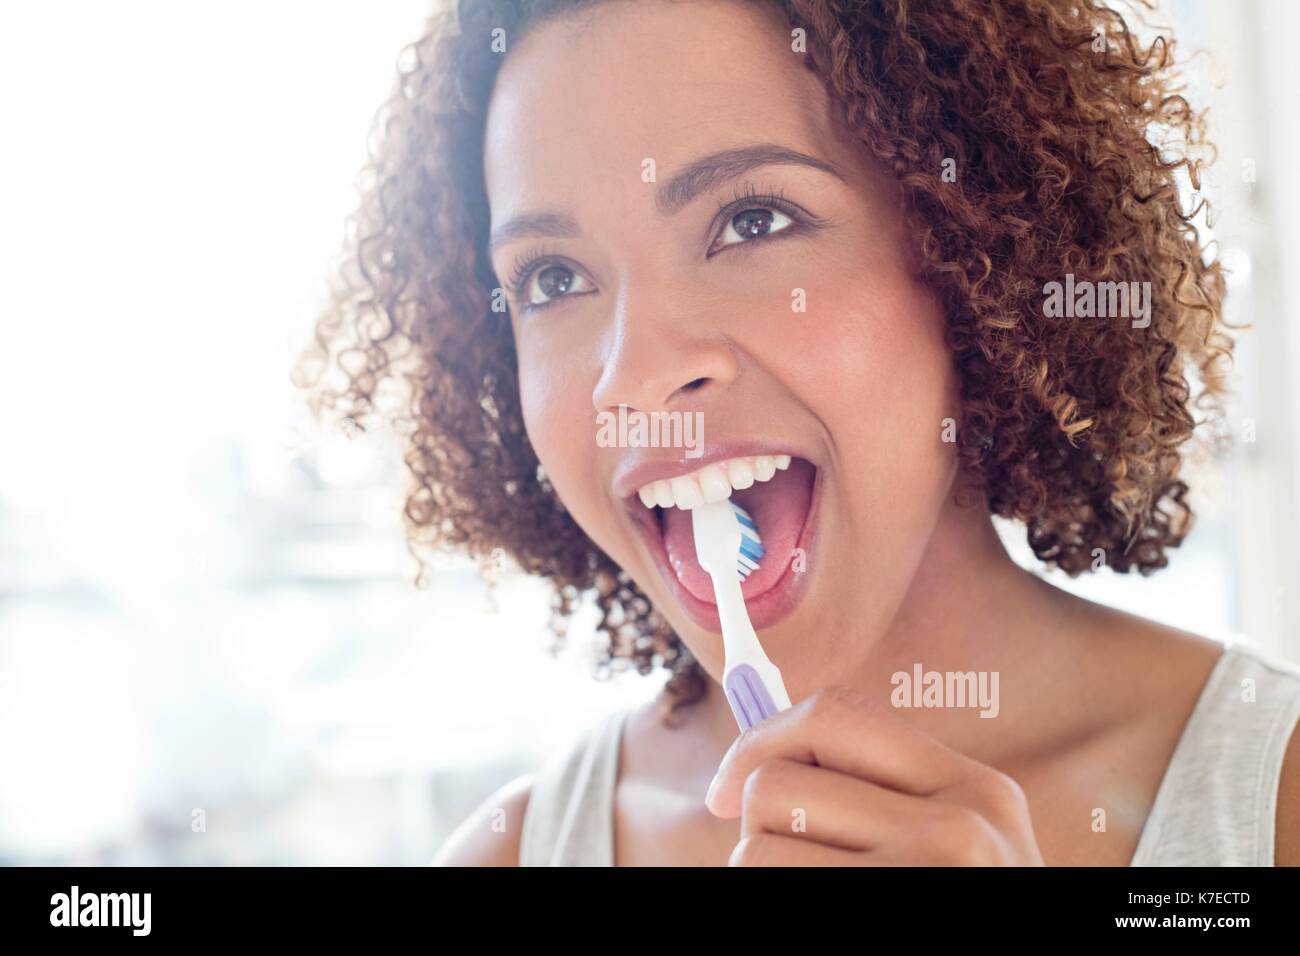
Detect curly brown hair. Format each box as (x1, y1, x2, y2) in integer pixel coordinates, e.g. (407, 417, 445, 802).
(295, 0, 1233, 719)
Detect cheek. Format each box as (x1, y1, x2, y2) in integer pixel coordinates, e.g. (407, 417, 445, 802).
(515, 332, 605, 520)
(754, 265, 959, 518)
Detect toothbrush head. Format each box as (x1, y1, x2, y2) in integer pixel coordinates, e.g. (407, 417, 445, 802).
(730, 501, 765, 581)
(691, 498, 765, 582)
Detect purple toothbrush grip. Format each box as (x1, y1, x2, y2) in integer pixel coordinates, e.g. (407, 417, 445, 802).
(725, 663, 780, 733)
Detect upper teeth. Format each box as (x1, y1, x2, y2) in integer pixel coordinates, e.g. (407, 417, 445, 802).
(636, 455, 792, 510)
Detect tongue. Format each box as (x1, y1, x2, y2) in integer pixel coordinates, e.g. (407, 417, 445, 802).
(661, 458, 815, 604)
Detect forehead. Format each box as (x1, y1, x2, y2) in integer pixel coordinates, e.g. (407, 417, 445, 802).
(483, 0, 837, 230)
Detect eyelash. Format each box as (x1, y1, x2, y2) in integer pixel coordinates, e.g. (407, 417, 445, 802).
(504, 180, 818, 313)
(710, 180, 802, 253)
(505, 244, 559, 305)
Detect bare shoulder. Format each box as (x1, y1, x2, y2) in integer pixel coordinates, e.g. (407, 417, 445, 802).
(1063, 591, 1300, 864)
(430, 773, 533, 867)
(1037, 591, 1228, 772)
(1102, 608, 1300, 866)
(1239, 637, 1300, 867)
(1275, 699, 1300, 866)
(1058, 592, 1227, 716)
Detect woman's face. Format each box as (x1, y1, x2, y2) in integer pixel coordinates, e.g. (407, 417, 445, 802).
(484, 0, 962, 698)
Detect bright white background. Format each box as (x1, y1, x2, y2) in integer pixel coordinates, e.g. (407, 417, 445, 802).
(0, 0, 1296, 864)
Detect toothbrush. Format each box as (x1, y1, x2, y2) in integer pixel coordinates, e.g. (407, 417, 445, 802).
(691, 499, 792, 732)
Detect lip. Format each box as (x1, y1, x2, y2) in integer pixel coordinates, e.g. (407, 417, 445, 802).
(625, 458, 823, 633)
(611, 440, 815, 501)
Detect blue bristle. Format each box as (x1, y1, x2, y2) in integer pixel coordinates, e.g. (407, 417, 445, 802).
(731, 501, 764, 581)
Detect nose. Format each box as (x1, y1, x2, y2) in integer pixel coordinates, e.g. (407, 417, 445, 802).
(590, 277, 740, 414)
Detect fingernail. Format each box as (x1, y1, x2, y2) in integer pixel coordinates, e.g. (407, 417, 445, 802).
(704, 771, 720, 806)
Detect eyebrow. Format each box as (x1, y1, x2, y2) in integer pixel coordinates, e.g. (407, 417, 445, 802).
(487, 142, 844, 257)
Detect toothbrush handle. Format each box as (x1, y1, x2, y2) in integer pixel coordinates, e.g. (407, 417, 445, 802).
(725, 660, 792, 732)
(708, 560, 793, 732)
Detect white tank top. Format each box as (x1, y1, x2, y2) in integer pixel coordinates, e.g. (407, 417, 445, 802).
(518, 639, 1300, 866)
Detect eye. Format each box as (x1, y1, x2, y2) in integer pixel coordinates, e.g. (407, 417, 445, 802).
(705, 182, 819, 259)
(521, 263, 592, 308)
(711, 206, 796, 253)
(506, 251, 594, 312)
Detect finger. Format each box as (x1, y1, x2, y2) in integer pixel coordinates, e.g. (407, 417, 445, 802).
(737, 757, 929, 851)
(728, 832, 868, 867)
(708, 686, 972, 816)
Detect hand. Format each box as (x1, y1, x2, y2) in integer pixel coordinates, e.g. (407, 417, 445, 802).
(704, 685, 1046, 865)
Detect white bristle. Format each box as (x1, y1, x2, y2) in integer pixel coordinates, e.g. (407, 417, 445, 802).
(690, 498, 767, 586)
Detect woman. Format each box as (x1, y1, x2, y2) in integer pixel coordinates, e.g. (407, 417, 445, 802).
(299, 0, 1300, 865)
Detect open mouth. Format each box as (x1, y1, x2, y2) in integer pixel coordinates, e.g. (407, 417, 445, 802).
(625, 454, 821, 632)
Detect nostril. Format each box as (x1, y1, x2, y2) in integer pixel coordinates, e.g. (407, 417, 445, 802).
(679, 377, 709, 394)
